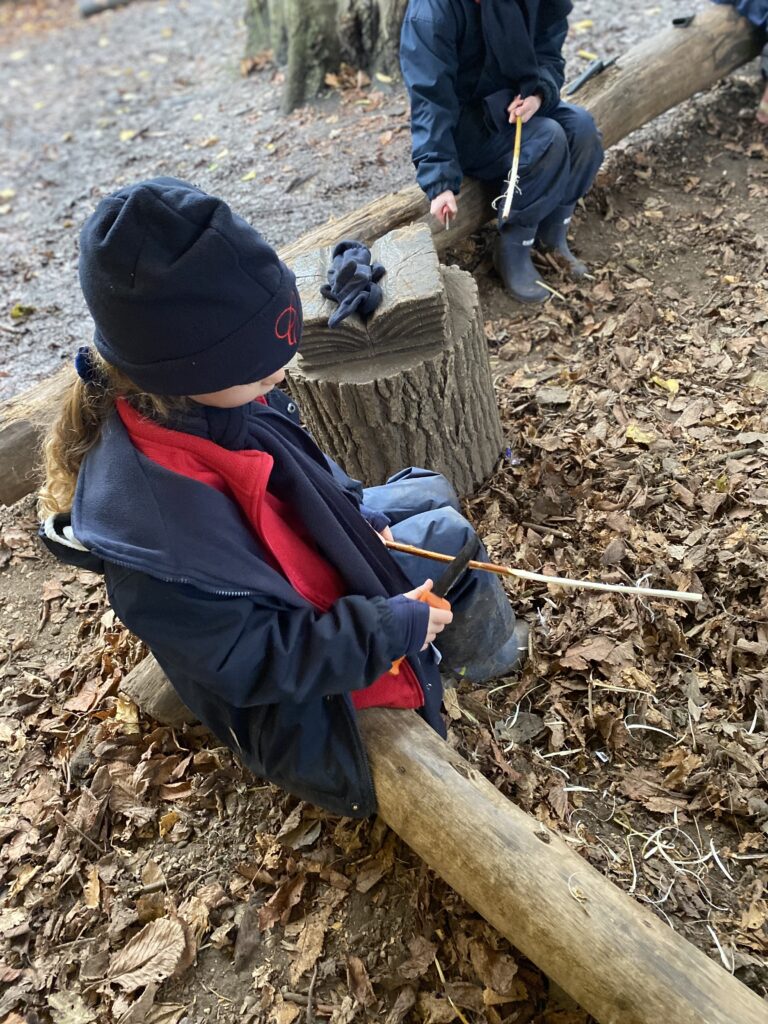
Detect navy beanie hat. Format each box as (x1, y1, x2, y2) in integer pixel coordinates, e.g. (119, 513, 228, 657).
(78, 177, 302, 395)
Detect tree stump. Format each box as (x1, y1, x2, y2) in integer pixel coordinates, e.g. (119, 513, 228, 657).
(286, 224, 503, 497)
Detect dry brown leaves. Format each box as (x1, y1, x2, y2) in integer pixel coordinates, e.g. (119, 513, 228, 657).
(466, 78, 767, 999)
(2, 76, 767, 1024)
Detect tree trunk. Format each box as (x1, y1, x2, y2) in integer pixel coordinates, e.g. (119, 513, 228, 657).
(1, 4, 760, 507)
(243, 0, 408, 111)
(119, 658, 768, 1024)
(335, 0, 409, 77)
(287, 225, 503, 495)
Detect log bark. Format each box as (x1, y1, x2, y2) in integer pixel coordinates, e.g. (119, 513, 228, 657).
(0, 418, 42, 508)
(0, 3, 760, 507)
(287, 227, 503, 494)
(119, 656, 768, 1024)
(574, 4, 763, 149)
(121, 656, 195, 729)
(0, 368, 78, 508)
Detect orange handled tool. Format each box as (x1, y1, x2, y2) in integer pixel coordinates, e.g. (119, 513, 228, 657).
(390, 589, 451, 675)
(389, 535, 480, 675)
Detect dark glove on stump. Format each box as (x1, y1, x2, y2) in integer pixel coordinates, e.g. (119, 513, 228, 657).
(320, 239, 386, 328)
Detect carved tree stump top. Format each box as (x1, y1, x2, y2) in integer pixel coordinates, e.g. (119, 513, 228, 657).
(287, 225, 503, 496)
(293, 224, 447, 380)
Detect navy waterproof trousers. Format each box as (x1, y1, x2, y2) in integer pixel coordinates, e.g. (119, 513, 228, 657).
(455, 100, 604, 227)
(362, 467, 517, 676)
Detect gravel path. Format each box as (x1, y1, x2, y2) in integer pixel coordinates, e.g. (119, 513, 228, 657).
(0, 0, 715, 398)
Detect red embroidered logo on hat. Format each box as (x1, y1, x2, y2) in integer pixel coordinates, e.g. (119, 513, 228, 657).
(275, 305, 299, 347)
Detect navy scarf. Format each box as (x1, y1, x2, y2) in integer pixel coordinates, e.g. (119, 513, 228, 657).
(177, 401, 413, 601)
(476, 0, 572, 99)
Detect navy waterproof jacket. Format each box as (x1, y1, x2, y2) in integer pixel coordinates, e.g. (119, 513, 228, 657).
(713, 0, 768, 29)
(41, 390, 444, 818)
(400, 0, 570, 199)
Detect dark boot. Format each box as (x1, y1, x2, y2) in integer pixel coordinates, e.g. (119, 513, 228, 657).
(453, 620, 529, 684)
(536, 204, 588, 277)
(440, 561, 530, 684)
(494, 224, 549, 304)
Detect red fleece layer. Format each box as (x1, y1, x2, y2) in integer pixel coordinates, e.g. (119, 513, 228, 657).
(116, 399, 422, 710)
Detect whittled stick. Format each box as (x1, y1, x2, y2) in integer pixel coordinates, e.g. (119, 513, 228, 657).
(500, 115, 523, 221)
(384, 539, 702, 604)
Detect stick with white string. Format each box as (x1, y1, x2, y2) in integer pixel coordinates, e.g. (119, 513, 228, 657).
(501, 115, 523, 222)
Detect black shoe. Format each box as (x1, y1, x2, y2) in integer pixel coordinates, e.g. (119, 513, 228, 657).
(536, 204, 588, 277)
(494, 225, 550, 304)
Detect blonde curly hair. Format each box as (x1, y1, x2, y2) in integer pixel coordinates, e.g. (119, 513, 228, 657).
(39, 353, 188, 519)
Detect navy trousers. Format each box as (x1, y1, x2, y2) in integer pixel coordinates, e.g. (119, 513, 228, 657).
(455, 100, 604, 227)
(362, 467, 516, 673)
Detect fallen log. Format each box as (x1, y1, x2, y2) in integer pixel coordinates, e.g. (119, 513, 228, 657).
(119, 657, 768, 1023)
(1, 370, 84, 508)
(574, 4, 763, 148)
(0, 2, 761, 506)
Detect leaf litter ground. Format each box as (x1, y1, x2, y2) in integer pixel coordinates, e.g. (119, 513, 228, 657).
(1, 7, 767, 1024)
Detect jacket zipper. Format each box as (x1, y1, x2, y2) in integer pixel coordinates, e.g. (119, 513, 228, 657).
(100, 552, 257, 598)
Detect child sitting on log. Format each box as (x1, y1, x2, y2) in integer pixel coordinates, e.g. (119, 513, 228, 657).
(38, 178, 528, 818)
(400, 0, 604, 303)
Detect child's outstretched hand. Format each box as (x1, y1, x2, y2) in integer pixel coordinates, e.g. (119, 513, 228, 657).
(403, 579, 454, 649)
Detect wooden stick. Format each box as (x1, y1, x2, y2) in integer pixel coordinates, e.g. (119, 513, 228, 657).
(384, 539, 702, 603)
(535, 279, 566, 301)
(500, 115, 523, 221)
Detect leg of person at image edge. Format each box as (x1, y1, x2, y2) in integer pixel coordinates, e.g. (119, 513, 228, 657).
(363, 468, 529, 682)
(455, 102, 603, 303)
(759, 45, 768, 125)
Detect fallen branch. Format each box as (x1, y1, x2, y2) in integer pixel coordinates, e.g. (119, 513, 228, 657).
(384, 539, 703, 603)
(118, 656, 767, 1024)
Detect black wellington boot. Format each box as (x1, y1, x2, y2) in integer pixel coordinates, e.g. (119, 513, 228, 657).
(536, 204, 588, 277)
(453, 620, 530, 684)
(493, 224, 550, 304)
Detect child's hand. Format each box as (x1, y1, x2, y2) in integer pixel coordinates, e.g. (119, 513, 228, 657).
(430, 190, 458, 226)
(377, 525, 395, 544)
(403, 579, 454, 649)
(507, 93, 542, 124)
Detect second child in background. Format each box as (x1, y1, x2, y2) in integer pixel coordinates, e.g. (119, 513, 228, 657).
(400, 0, 604, 303)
